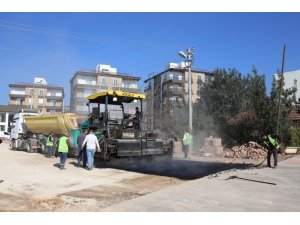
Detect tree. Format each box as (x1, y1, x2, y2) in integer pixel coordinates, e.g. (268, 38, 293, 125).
(194, 68, 246, 145)
(268, 70, 297, 143)
(193, 67, 296, 146)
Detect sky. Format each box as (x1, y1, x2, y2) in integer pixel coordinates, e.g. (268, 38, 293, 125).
(1, 12, 300, 105)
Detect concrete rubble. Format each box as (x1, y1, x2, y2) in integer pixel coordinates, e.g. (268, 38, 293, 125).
(225, 141, 267, 160)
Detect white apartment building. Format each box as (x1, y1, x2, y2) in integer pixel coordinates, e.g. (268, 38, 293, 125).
(279, 69, 300, 101)
(70, 64, 141, 114)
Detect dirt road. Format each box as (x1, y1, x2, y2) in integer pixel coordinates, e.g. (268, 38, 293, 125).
(0, 142, 269, 211)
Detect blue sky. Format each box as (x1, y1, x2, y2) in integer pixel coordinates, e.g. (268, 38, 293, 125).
(0, 13, 300, 105)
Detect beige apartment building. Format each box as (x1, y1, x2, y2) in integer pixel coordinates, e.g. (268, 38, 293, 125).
(8, 77, 64, 114)
(144, 63, 213, 129)
(70, 64, 141, 114)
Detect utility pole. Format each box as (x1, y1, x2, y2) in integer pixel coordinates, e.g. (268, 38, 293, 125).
(187, 48, 193, 153)
(276, 44, 286, 134)
(179, 48, 194, 153)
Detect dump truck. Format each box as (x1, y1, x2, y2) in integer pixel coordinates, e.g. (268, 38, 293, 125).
(84, 90, 173, 161)
(9, 109, 79, 153)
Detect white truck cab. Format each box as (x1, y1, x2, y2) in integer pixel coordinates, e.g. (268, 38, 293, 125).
(10, 112, 39, 140)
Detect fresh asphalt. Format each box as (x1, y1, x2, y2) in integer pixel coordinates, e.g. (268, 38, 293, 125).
(104, 155, 300, 211)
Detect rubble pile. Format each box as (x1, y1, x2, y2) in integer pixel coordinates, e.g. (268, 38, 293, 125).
(225, 141, 267, 160)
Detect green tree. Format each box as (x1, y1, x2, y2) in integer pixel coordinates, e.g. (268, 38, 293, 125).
(193, 67, 296, 146)
(268, 71, 297, 143)
(194, 68, 246, 145)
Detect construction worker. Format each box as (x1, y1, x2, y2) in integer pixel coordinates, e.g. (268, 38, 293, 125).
(261, 134, 281, 168)
(77, 129, 88, 168)
(46, 131, 55, 158)
(182, 128, 191, 158)
(57, 132, 72, 170)
(82, 129, 100, 170)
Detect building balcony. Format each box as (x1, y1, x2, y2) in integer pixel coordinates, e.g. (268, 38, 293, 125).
(45, 105, 63, 110)
(9, 93, 26, 98)
(162, 78, 184, 84)
(99, 85, 108, 90)
(45, 95, 63, 100)
(74, 83, 97, 89)
(163, 101, 184, 108)
(8, 103, 28, 107)
(121, 87, 140, 93)
(112, 86, 122, 91)
(162, 88, 185, 96)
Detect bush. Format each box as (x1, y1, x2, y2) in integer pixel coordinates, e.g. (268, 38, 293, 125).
(288, 126, 300, 147)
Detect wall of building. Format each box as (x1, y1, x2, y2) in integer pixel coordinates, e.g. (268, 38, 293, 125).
(281, 69, 300, 101)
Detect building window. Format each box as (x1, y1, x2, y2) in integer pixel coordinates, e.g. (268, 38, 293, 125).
(113, 79, 118, 87)
(0, 113, 6, 122)
(0, 125, 5, 131)
(10, 87, 25, 95)
(47, 90, 63, 97)
(77, 75, 96, 85)
(122, 80, 138, 89)
(205, 76, 214, 83)
(16, 98, 24, 105)
(197, 85, 201, 96)
(173, 84, 179, 93)
(48, 100, 56, 107)
(38, 98, 44, 106)
(29, 98, 33, 106)
(83, 89, 96, 98)
(102, 77, 107, 85)
(29, 88, 34, 97)
(39, 89, 44, 96)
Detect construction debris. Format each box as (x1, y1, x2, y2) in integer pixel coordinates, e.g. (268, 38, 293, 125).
(225, 141, 267, 160)
(203, 137, 223, 156)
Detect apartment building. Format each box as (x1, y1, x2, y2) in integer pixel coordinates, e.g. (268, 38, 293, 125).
(70, 64, 141, 114)
(276, 69, 300, 101)
(8, 77, 64, 114)
(144, 63, 213, 128)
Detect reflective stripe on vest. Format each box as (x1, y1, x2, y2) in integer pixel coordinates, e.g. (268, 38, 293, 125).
(183, 133, 191, 145)
(46, 135, 54, 146)
(58, 136, 69, 153)
(267, 135, 280, 150)
(263, 141, 270, 149)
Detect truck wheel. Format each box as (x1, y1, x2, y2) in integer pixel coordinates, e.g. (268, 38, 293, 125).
(9, 140, 15, 150)
(26, 142, 32, 153)
(41, 145, 46, 154)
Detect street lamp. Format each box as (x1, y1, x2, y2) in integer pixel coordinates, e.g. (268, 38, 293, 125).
(178, 48, 194, 153)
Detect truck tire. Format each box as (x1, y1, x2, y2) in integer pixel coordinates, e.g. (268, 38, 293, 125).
(26, 142, 32, 153)
(9, 140, 16, 150)
(40, 144, 46, 154)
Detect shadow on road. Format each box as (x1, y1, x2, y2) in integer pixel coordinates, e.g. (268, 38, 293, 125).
(94, 157, 254, 180)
